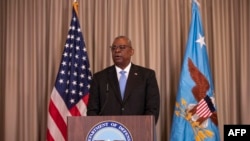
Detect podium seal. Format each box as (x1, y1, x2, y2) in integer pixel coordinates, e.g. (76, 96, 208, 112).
(86, 120, 133, 141)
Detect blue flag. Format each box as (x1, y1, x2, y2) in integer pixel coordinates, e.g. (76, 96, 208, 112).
(170, 1, 220, 141)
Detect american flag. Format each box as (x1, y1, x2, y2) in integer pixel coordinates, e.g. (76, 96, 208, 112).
(46, 2, 92, 141)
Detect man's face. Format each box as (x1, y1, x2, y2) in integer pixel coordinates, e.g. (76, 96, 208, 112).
(111, 38, 134, 69)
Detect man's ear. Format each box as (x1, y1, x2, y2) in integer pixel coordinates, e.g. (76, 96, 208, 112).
(131, 48, 134, 56)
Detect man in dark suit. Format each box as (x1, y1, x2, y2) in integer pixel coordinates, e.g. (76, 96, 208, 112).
(87, 35, 160, 124)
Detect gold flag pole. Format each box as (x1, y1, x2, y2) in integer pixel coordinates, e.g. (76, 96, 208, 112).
(73, 0, 79, 16)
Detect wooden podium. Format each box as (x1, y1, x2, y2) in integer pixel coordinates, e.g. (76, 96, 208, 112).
(67, 115, 155, 141)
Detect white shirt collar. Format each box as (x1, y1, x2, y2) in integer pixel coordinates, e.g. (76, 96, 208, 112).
(115, 63, 131, 78)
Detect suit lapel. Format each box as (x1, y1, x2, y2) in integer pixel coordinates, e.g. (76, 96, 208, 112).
(107, 64, 141, 102)
(123, 64, 140, 101)
(107, 66, 123, 102)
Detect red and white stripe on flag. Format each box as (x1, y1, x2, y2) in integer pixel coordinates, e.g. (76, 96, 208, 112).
(47, 88, 89, 141)
(196, 99, 212, 118)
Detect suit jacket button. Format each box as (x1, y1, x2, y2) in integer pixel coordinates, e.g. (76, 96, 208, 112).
(121, 108, 125, 111)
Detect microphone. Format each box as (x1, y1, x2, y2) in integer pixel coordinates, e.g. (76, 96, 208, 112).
(99, 83, 109, 115)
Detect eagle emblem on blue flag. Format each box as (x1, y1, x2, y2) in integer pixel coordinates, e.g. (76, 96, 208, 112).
(187, 58, 218, 127)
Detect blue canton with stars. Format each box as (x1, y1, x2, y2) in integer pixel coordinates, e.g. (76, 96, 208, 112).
(54, 8, 92, 109)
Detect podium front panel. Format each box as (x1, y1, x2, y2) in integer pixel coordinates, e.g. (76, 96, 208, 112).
(67, 115, 155, 141)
